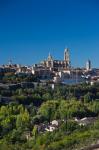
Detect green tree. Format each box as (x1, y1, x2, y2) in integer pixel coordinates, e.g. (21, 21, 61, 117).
(84, 92, 92, 103)
(16, 109, 30, 129)
(38, 101, 59, 122)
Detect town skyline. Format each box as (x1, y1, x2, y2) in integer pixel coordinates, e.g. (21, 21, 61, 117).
(0, 47, 98, 69)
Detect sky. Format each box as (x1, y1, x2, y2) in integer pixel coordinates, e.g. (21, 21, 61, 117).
(0, 0, 99, 67)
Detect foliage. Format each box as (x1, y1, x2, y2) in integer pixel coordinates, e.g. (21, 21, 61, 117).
(0, 82, 99, 149)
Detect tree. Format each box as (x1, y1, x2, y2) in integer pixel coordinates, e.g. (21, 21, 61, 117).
(84, 92, 92, 103)
(16, 109, 30, 129)
(32, 125, 38, 139)
(38, 101, 59, 122)
(42, 93, 52, 101)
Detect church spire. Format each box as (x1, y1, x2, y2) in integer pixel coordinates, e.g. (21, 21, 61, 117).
(47, 52, 53, 61)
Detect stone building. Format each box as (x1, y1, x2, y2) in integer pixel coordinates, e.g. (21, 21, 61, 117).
(41, 48, 71, 71)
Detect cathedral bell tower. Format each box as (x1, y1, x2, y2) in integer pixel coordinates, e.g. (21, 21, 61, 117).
(64, 48, 71, 68)
(46, 53, 54, 68)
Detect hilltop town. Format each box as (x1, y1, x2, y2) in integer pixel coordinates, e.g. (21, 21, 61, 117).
(0, 49, 99, 150)
(0, 48, 99, 87)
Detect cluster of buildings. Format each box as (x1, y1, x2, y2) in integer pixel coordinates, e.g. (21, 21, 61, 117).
(0, 48, 99, 84)
(31, 48, 94, 83)
(24, 116, 97, 141)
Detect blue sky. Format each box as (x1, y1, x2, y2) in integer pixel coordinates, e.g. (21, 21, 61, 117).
(0, 0, 99, 67)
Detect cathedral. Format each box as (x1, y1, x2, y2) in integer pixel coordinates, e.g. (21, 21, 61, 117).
(41, 48, 71, 71)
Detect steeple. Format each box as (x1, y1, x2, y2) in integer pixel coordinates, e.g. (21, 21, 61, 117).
(47, 52, 53, 61)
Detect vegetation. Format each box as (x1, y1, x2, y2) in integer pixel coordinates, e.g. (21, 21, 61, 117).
(0, 74, 99, 150)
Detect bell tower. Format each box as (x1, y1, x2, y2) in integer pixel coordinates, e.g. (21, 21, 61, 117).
(64, 48, 70, 68)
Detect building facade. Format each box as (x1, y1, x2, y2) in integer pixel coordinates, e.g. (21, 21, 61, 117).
(41, 48, 71, 71)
